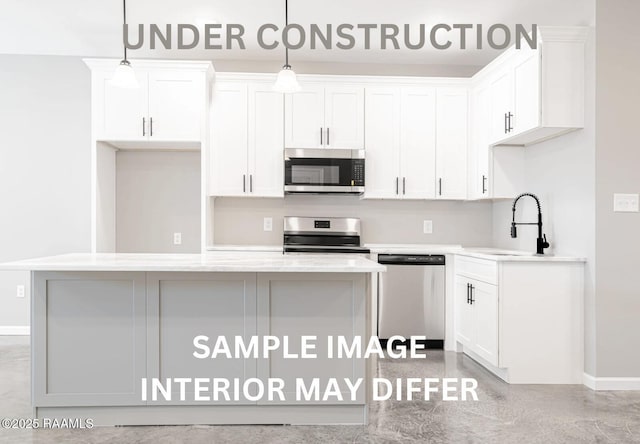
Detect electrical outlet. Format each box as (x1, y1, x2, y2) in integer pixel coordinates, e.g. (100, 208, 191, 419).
(173, 232, 182, 245)
(16, 285, 25, 298)
(613, 194, 639, 212)
(263, 217, 273, 232)
(423, 220, 433, 234)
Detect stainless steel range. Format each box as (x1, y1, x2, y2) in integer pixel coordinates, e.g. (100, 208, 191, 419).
(283, 217, 370, 254)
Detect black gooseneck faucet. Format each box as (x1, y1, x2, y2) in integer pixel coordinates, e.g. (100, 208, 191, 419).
(511, 193, 550, 255)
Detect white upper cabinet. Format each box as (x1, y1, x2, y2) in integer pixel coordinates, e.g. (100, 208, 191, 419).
(489, 70, 513, 143)
(100, 72, 149, 141)
(285, 83, 364, 149)
(400, 87, 437, 199)
(147, 70, 205, 142)
(248, 84, 284, 197)
(363, 87, 401, 199)
(284, 85, 325, 148)
(436, 88, 468, 200)
(323, 86, 365, 149)
(469, 83, 524, 200)
(209, 77, 284, 198)
(85, 59, 212, 145)
(364, 86, 437, 200)
(210, 82, 249, 197)
(470, 85, 491, 198)
(483, 27, 587, 146)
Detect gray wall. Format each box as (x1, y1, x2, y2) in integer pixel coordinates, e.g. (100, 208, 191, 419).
(212, 197, 494, 247)
(491, 26, 597, 375)
(116, 150, 201, 253)
(594, 0, 640, 377)
(0, 55, 91, 327)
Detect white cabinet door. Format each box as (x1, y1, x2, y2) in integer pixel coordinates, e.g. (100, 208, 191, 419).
(436, 88, 468, 200)
(148, 70, 204, 142)
(400, 87, 437, 199)
(470, 84, 491, 199)
(512, 48, 541, 136)
(98, 71, 148, 141)
(323, 86, 365, 149)
(248, 84, 284, 197)
(209, 82, 249, 196)
(489, 70, 513, 143)
(363, 87, 401, 199)
(284, 85, 325, 148)
(471, 279, 499, 367)
(455, 276, 474, 348)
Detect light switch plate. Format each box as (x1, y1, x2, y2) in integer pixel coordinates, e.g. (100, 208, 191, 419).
(423, 220, 433, 234)
(173, 232, 182, 245)
(613, 193, 639, 212)
(264, 217, 273, 232)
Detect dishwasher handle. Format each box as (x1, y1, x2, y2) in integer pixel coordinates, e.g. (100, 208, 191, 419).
(377, 254, 445, 265)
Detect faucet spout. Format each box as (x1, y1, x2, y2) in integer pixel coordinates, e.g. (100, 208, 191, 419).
(511, 193, 550, 255)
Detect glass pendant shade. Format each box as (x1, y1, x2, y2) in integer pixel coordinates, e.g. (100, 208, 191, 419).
(272, 65, 301, 93)
(110, 60, 139, 89)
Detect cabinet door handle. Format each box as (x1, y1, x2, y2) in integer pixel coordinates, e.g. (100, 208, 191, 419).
(482, 175, 487, 194)
(250, 174, 253, 192)
(438, 178, 442, 196)
(243, 174, 246, 193)
(508, 112, 514, 132)
(395, 177, 399, 195)
(320, 127, 323, 146)
(467, 283, 471, 304)
(142, 117, 146, 136)
(504, 112, 508, 134)
(470, 285, 475, 304)
(327, 127, 330, 146)
(402, 177, 406, 195)
(150, 117, 153, 137)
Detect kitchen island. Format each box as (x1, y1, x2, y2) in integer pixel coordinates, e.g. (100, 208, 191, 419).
(2, 252, 385, 426)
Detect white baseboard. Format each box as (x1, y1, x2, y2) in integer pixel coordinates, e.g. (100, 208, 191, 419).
(0, 326, 30, 335)
(583, 372, 640, 390)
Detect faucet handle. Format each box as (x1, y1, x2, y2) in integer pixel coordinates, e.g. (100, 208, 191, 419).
(542, 234, 550, 249)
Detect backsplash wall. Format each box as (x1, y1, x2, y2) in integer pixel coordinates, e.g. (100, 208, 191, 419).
(211, 196, 494, 247)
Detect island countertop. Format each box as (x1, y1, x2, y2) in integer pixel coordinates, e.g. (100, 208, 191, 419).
(0, 252, 386, 273)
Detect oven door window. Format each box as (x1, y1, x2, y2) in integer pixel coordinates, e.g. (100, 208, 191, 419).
(285, 159, 352, 186)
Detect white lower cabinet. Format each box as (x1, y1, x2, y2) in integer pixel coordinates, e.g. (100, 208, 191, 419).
(455, 275, 498, 367)
(454, 255, 585, 384)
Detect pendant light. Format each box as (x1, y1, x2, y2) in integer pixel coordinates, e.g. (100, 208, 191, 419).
(110, 0, 139, 89)
(273, 0, 301, 93)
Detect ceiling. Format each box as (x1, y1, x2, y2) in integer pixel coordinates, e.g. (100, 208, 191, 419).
(0, 0, 594, 67)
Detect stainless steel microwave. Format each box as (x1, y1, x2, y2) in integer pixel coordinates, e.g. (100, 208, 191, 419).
(284, 148, 365, 195)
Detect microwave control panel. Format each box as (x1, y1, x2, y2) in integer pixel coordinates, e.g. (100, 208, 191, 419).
(352, 159, 365, 186)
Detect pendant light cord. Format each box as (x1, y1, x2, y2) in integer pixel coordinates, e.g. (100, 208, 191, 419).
(123, 0, 128, 61)
(284, 0, 289, 67)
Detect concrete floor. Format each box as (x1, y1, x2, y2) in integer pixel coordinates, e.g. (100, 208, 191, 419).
(1, 336, 639, 444)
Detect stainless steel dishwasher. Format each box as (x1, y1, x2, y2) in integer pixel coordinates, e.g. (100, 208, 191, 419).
(377, 254, 445, 348)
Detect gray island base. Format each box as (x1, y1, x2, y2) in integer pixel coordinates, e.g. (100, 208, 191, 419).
(4, 253, 386, 426)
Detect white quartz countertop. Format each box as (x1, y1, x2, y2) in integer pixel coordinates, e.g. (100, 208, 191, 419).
(206, 245, 283, 252)
(366, 244, 464, 254)
(1, 252, 386, 273)
(366, 244, 585, 262)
